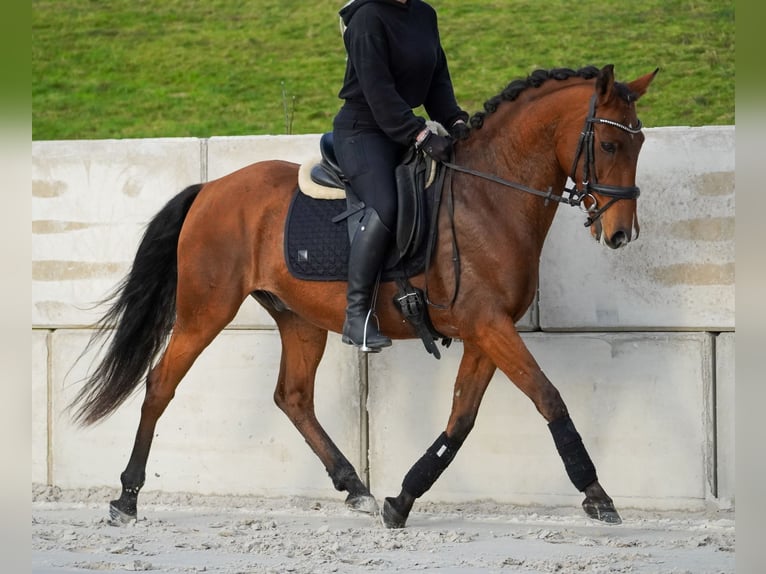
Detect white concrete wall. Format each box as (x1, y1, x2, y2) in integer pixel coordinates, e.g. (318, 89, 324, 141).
(32, 138, 202, 328)
(31, 127, 734, 511)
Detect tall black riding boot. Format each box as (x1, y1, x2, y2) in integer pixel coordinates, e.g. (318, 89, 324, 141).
(342, 208, 393, 351)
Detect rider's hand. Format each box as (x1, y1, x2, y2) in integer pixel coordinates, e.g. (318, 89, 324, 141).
(415, 129, 453, 162)
(449, 119, 471, 141)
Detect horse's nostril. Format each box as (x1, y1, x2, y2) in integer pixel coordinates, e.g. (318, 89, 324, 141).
(609, 230, 629, 249)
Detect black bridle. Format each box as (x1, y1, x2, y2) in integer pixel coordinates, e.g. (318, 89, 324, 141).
(566, 94, 643, 226)
(442, 94, 643, 227)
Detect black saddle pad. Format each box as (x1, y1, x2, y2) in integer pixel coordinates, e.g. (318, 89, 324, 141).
(284, 190, 430, 282)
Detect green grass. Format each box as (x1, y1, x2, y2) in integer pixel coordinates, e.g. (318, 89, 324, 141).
(32, 0, 734, 140)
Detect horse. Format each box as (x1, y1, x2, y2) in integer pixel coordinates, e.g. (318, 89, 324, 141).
(69, 64, 658, 529)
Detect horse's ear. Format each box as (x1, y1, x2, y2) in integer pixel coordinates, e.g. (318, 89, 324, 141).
(626, 68, 660, 99)
(595, 64, 615, 104)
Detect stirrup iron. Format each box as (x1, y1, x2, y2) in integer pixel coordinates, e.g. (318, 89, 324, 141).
(359, 272, 384, 353)
(359, 309, 381, 353)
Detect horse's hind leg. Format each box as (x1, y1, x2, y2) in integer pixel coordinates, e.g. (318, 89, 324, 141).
(383, 342, 496, 528)
(267, 305, 378, 514)
(110, 293, 242, 522)
(109, 327, 222, 521)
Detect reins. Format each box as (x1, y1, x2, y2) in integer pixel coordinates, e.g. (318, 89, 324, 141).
(442, 95, 643, 227)
(442, 95, 643, 226)
(441, 160, 580, 208)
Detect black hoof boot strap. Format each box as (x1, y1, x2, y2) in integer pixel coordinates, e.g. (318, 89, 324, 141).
(402, 432, 463, 498)
(548, 415, 597, 492)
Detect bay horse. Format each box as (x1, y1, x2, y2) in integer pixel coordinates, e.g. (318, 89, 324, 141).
(70, 64, 657, 528)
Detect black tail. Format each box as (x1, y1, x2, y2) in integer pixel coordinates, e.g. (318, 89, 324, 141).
(69, 184, 203, 425)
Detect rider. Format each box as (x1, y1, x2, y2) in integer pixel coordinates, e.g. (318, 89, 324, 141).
(333, 0, 470, 351)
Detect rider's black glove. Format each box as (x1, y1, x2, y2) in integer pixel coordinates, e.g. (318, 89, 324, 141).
(416, 130, 453, 162)
(448, 119, 471, 141)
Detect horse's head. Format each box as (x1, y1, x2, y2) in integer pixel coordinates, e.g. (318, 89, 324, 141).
(566, 65, 659, 249)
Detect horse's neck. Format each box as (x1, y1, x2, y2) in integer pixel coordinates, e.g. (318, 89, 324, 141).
(455, 91, 577, 247)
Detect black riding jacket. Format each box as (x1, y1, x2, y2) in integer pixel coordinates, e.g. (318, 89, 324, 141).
(336, 0, 468, 145)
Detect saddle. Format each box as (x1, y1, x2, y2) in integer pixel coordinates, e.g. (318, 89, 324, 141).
(299, 132, 436, 264)
(287, 131, 451, 358)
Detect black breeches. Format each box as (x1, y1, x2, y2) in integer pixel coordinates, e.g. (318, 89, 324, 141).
(332, 127, 404, 230)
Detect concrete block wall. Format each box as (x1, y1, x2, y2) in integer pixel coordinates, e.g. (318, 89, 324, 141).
(32, 127, 734, 511)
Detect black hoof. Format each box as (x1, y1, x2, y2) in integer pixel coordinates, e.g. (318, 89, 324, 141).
(109, 499, 137, 524)
(381, 497, 407, 529)
(582, 498, 622, 524)
(345, 493, 380, 515)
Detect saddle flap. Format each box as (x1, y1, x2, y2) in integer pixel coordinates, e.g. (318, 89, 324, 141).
(395, 151, 429, 261)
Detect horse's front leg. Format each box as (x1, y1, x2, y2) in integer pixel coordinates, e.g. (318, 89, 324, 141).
(475, 317, 621, 524)
(382, 341, 496, 528)
(270, 309, 378, 514)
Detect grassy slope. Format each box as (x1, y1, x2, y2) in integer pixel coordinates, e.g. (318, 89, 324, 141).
(32, 0, 734, 140)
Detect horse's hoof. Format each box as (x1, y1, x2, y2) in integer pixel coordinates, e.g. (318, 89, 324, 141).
(109, 500, 137, 524)
(345, 493, 379, 515)
(381, 497, 407, 529)
(582, 498, 622, 524)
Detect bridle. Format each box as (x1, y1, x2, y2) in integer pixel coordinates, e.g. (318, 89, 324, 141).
(442, 94, 644, 227)
(566, 94, 643, 227)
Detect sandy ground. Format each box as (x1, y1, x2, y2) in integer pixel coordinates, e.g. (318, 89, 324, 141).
(32, 486, 734, 574)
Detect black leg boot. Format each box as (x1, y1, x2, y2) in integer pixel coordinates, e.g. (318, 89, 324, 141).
(342, 208, 393, 351)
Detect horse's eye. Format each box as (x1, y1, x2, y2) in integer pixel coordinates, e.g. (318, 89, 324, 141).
(600, 142, 616, 154)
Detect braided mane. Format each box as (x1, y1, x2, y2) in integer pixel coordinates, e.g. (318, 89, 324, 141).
(465, 66, 601, 133)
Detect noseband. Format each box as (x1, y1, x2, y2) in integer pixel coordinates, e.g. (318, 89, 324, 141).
(442, 94, 644, 227)
(567, 94, 643, 227)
